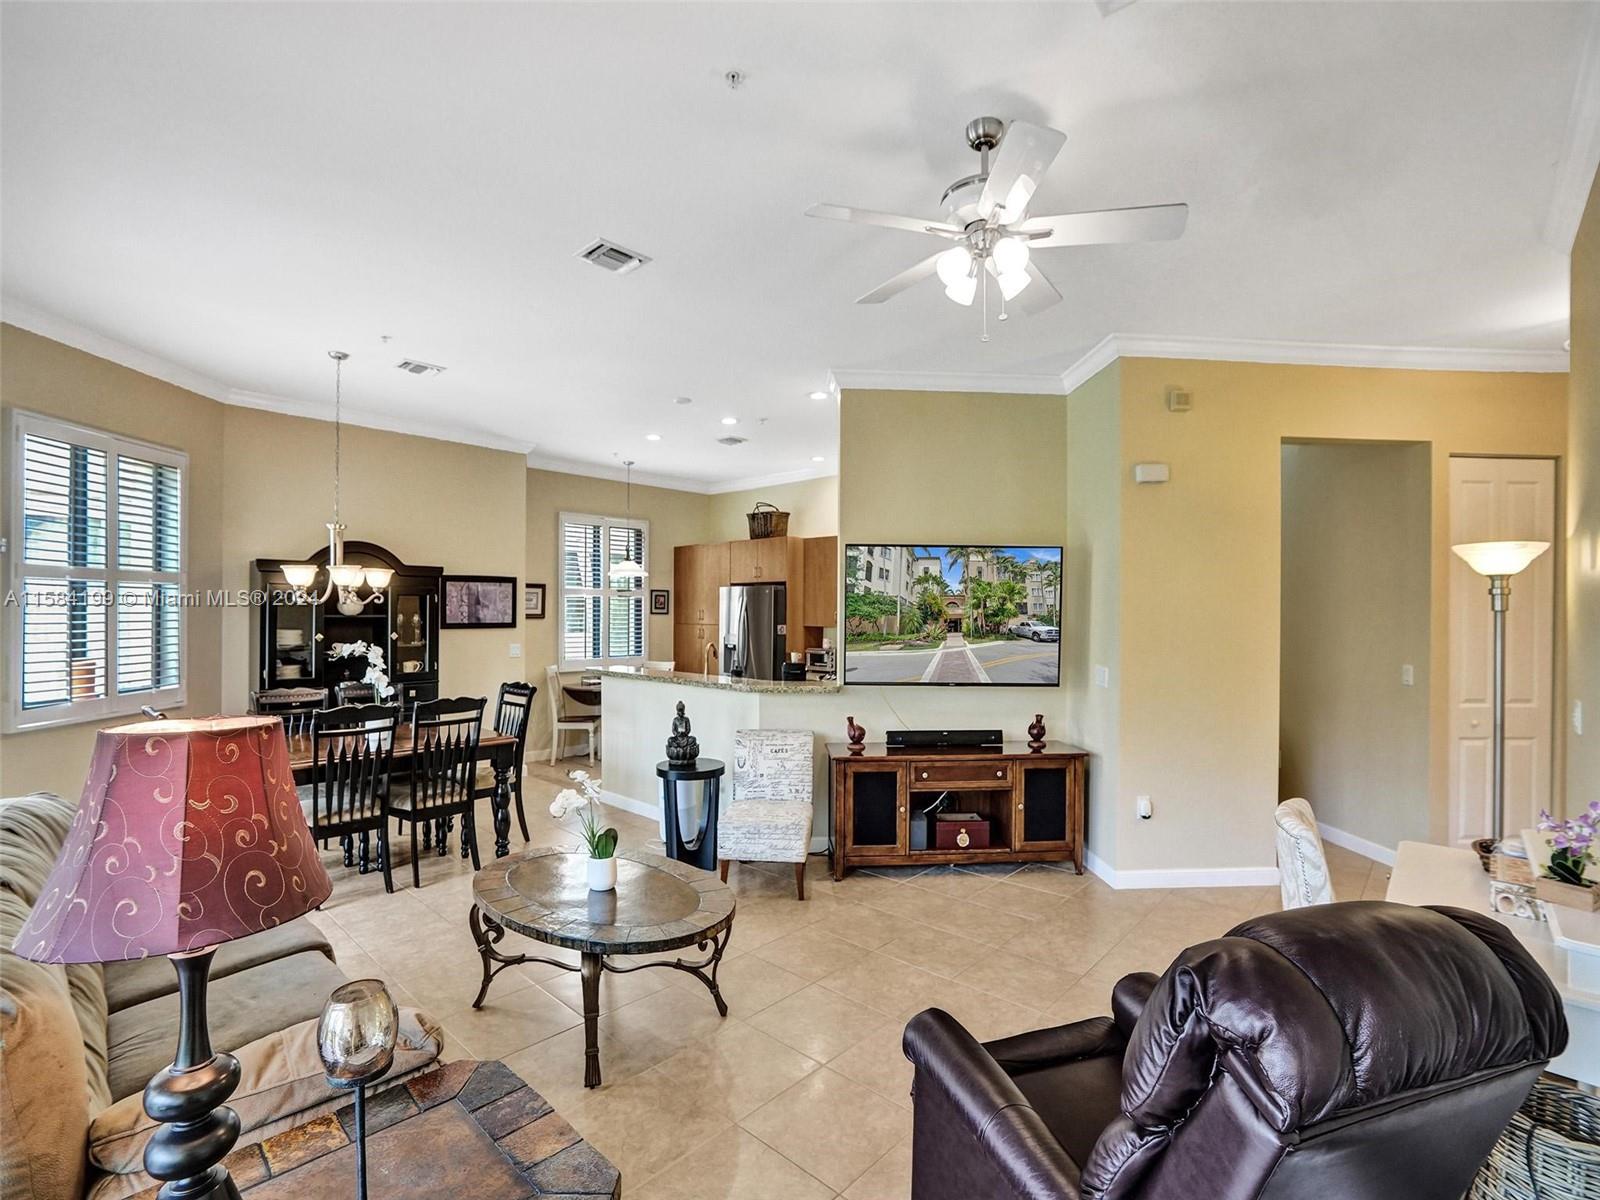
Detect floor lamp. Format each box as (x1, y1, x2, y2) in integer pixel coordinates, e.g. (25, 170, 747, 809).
(1450, 539, 1551, 848)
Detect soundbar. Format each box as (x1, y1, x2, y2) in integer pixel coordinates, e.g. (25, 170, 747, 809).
(886, 729, 1003, 749)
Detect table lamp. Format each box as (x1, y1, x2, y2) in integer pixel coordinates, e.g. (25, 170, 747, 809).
(11, 716, 333, 1200)
(1451, 540, 1552, 849)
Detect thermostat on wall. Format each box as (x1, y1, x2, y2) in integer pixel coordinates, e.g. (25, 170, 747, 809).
(1133, 462, 1171, 484)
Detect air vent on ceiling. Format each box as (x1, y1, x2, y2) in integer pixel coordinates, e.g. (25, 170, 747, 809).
(395, 360, 446, 376)
(717, 435, 748, 447)
(577, 239, 651, 274)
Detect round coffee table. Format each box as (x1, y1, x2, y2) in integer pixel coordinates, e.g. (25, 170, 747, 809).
(468, 846, 735, 1088)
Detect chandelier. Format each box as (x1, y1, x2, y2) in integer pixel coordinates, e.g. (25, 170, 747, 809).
(279, 351, 392, 611)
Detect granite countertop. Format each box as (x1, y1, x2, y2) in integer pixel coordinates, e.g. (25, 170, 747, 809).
(597, 664, 841, 694)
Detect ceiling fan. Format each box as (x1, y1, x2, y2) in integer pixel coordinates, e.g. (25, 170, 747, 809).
(807, 116, 1188, 338)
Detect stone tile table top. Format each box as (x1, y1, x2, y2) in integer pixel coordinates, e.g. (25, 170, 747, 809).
(224, 1059, 620, 1198)
(473, 845, 735, 954)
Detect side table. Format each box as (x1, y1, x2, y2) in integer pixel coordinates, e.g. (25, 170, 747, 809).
(657, 756, 724, 871)
(222, 1059, 619, 1199)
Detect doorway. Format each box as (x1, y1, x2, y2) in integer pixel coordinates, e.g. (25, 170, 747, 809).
(1280, 441, 1431, 855)
(1447, 456, 1557, 845)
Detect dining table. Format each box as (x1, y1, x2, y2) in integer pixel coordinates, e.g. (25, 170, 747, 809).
(562, 676, 603, 709)
(285, 726, 524, 859)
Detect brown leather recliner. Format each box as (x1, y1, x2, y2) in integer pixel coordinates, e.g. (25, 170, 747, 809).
(903, 902, 1567, 1200)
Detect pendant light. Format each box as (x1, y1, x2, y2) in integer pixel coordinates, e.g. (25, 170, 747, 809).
(279, 351, 392, 610)
(608, 460, 648, 582)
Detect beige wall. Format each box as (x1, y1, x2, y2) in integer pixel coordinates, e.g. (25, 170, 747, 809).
(838, 389, 1070, 739)
(1570, 167, 1600, 807)
(1113, 358, 1566, 874)
(1065, 365, 1122, 870)
(524, 467, 710, 755)
(219, 407, 527, 716)
(705, 476, 838, 543)
(0, 325, 226, 799)
(1280, 441, 1431, 851)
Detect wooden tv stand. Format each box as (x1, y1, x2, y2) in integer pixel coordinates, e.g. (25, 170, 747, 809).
(827, 741, 1087, 880)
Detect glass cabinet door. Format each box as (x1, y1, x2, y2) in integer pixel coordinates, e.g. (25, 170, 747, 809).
(389, 588, 435, 677)
(848, 766, 906, 856)
(265, 587, 316, 689)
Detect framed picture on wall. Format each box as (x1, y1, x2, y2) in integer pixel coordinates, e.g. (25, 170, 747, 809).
(649, 588, 670, 616)
(525, 583, 546, 620)
(440, 575, 517, 629)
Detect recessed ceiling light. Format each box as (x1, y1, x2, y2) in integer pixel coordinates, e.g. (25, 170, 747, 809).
(720, 416, 739, 426)
(674, 396, 693, 405)
(811, 456, 825, 462)
(809, 391, 829, 401)
(645, 433, 662, 441)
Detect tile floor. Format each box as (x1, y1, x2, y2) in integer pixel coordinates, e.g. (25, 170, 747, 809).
(304, 760, 1389, 1199)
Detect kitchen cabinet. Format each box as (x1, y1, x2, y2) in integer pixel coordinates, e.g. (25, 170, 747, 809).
(673, 542, 729, 626)
(803, 536, 838, 629)
(729, 537, 789, 584)
(673, 621, 718, 673)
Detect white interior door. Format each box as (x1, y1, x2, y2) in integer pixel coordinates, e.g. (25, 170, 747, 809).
(1448, 456, 1555, 844)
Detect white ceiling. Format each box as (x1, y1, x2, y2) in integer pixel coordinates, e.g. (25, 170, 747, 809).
(2, 2, 1591, 489)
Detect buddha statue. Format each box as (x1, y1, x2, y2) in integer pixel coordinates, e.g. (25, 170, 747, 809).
(665, 701, 700, 765)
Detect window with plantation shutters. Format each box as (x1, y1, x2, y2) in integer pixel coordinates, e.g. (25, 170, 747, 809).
(6, 412, 186, 731)
(557, 511, 647, 667)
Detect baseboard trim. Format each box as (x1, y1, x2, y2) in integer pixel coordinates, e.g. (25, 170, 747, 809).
(1086, 848, 1279, 890)
(599, 789, 659, 821)
(1316, 822, 1397, 867)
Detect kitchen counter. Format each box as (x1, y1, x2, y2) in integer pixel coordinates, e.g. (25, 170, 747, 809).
(597, 664, 840, 695)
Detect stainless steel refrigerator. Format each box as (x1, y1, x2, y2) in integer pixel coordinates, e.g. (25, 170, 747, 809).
(718, 583, 787, 679)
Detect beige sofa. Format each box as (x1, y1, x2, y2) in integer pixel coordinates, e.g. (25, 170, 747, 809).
(0, 793, 442, 1200)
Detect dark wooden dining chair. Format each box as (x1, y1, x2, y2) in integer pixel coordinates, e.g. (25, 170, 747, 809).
(250, 686, 326, 740)
(334, 680, 377, 706)
(474, 682, 536, 841)
(308, 704, 400, 892)
(390, 696, 486, 887)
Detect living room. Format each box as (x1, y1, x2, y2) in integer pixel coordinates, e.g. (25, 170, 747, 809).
(2, 3, 1597, 1199)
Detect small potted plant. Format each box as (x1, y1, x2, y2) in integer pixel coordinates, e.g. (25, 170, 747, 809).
(550, 770, 619, 891)
(1534, 802, 1600, 911)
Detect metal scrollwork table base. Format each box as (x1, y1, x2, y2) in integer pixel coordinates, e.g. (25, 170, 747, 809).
(469, 846, 736, 1088)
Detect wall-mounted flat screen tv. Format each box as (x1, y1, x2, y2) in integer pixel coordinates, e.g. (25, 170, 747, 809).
(843, 545, 1062, 686)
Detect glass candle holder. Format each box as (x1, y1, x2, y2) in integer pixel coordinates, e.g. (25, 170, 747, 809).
(319, 980, 398, 1200)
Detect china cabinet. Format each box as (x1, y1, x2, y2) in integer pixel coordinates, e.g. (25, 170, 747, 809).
(251, 541, 442, 704)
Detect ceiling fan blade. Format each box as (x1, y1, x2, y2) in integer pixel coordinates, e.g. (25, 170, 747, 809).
(1010, 263, 1063, 315)
(1016, 203, 1188, 248)
(856, 251, 943, 304)
(807, 203, 963, 238)
(978, 121, 1067, 222)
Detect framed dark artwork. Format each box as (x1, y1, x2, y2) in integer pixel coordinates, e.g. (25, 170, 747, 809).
(440, 575, 517, 629)
(525, 583, 546, 620)
(650, 588, 670, 616)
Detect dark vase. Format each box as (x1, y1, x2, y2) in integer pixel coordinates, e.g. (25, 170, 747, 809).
(1028, 714, 1046, 751)
(846, 715, 866, 752)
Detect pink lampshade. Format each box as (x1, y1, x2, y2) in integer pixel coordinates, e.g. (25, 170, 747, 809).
(12, 716, 333, 964)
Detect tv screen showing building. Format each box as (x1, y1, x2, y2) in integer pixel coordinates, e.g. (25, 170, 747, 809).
(842, 545, 1061, 686)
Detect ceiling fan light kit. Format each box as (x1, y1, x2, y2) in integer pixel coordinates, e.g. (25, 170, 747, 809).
(808, 114, 1188, 340)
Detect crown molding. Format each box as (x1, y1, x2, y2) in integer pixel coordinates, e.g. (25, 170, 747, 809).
(1543, 1, 1600, 253)
(1061, 334, 1569, 386)
(703, 464, 837, 496)
(226, 387, 534, 456)
(1060, 334, 1122, 394)
(827, 367, 1066, 396)
(525, 452, 712, 494)
(2, 296, 234, 402)
(3, 296, 536, 456)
